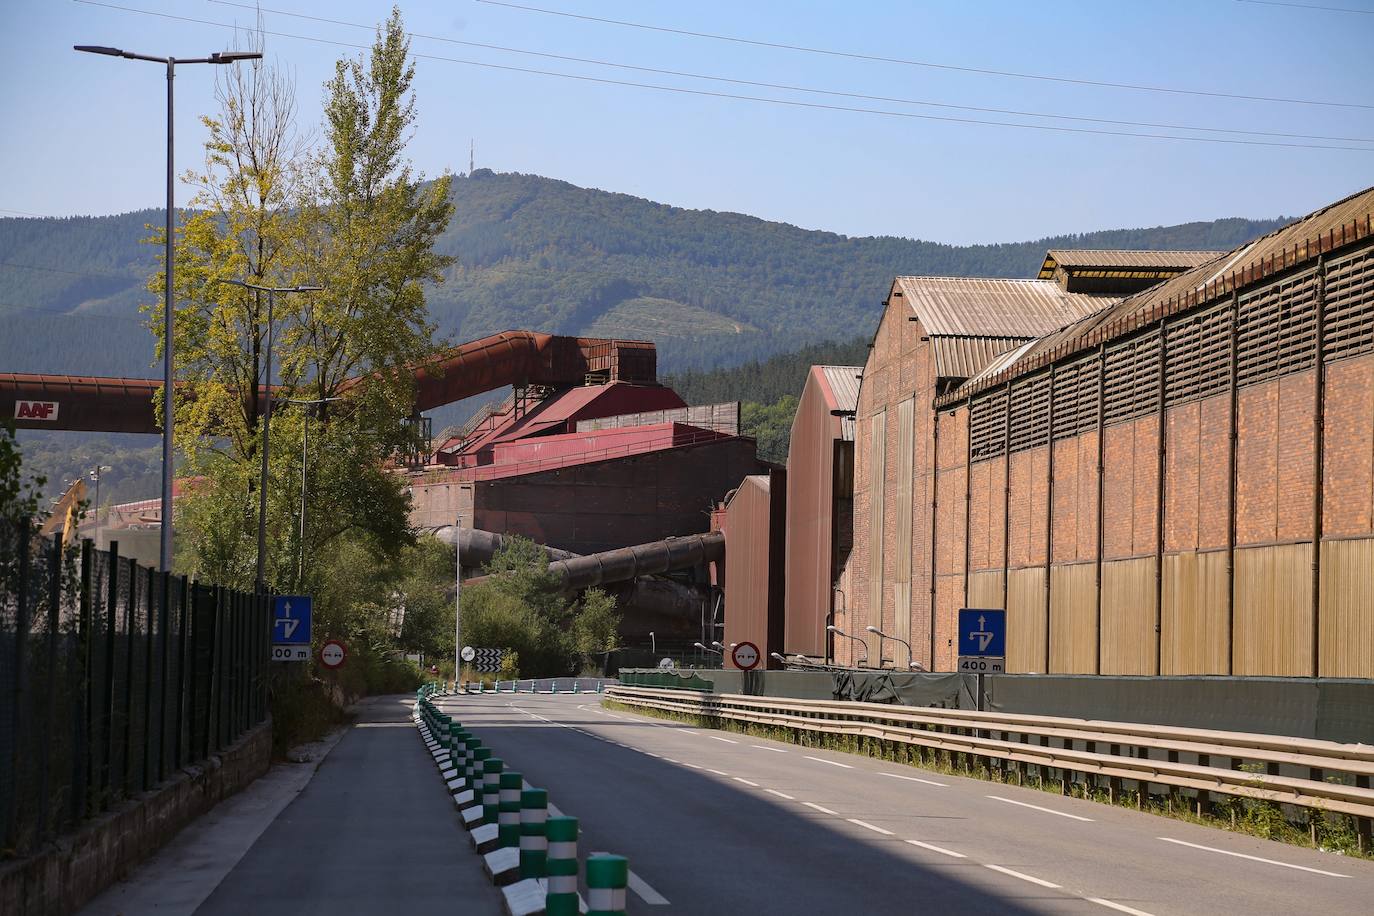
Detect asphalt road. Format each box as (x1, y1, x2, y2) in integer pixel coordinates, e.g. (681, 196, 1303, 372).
(438, 691, 1374, 916)
(191, 695, 504, 916)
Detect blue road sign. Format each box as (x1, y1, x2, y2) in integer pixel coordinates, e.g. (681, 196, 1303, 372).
(272, 595, 312, 646)
(958, 608, 1005, 658)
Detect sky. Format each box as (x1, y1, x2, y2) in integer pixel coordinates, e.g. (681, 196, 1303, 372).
(2, 0, 1372, 245)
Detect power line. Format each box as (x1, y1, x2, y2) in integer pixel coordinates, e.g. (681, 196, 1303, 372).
(1235, 0, 1374, 13)
(0, 259, 142, 280)
(475, 0, 1374, 111)
(0, 207, 58, 218)
(206, 0, 1374, 145)
(72, 2, 1374, 152)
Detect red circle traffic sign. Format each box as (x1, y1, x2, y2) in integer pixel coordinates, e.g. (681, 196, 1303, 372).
(731, 641, 760, 671)
(320, 639, 347, 669)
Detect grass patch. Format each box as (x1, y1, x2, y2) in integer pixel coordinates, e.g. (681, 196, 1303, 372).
(603, 699, 1372, 861)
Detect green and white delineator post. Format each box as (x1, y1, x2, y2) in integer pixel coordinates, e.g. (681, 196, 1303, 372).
(586, 854, 628, 916)
(498, 771, 523, 847)
(519, 788, 549, 878)
(482, 757, 504, 825)
(544, 816, 579, 916)
(468, 744, 490, 792)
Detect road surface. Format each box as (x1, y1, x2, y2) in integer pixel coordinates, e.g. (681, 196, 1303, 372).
(438, 691, 1374, 915)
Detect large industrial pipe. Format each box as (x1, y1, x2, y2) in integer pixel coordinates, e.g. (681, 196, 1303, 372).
(463, 531, 724, 591)
(428, 525, 578, 567)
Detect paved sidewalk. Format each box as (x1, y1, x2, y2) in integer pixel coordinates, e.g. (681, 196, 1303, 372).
(86, 695, 502, 916)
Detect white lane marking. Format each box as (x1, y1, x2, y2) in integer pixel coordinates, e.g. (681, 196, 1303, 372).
(733, 777, 760, 787)
(1088, 898, 1158, 916)
(765, 789, 795, 800)
(645, 752, 662, 759)
(682, 763, 702, 769)
(706, 768, 729, 777)
(590, 852, 669, 905)
(986, 795, 1094, 822)
(803, 802, 839, 816)
(879, 772, 948, 787)
(708, 735, 739, 744)
(663, 758, 679, 764)
(605, 713, 627, 720)
(904, 839, 966, 859)
(804, 755, 854, 769)
(549, 803, 564, 817)
(751, 745, 787, 753)
(985, 864, 1061, 888)
(1157, 837, 1350, 878)
(847, 818, 894, 836)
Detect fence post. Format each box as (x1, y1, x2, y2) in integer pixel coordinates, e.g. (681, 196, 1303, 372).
(142, 565, 155, 791)
(73, 538, 93, 822)
(37, 534, 61, 838)
(121, 557, 137, 798)
(157, 569, 171, 783)
(175, 574, 189, 769)
(102, 542, 119, 803)
(6, 516, 31, 853)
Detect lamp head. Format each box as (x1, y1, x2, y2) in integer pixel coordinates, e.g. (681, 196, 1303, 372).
(865, 626, 882, 635)
(210, 50, 263, 64)
(75, 45, 124, 57)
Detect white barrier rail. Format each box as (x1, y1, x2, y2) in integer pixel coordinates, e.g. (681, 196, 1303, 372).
(603, 685, 1374, 828)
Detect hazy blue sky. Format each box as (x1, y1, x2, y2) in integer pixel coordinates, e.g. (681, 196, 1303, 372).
(3, 0, 1372, 244)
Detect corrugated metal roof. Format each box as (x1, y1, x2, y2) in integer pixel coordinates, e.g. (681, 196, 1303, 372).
(930, 336, 1028, 380)
(1040, 249, 1224, 273)
(818, 365, 863, 412)
(941, 184, 1374, 406)
(893, 276, 1117, 338)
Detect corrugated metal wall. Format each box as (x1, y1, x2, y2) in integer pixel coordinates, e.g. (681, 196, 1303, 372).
(1161, 551, 1229, 674)
(894, 398, 915, 658)
(868, 410, 886, 654)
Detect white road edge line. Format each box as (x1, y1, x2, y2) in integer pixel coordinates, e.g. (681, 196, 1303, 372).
(1087, 897, 1159, 916)
(804, 755, 854, 769)
(1157, 837, 1350, 878)
(765, 789, 795, 800)
(985, 864, 1061, 888)
(803, 802, 839, 816)
(708, 735, 739, 744)
(847, 818, 894, 836)
(706, 768, 729, 777)
(590, 852, 670, 905)
(878, 772, 947, 787)
(733, 777, 760, 787)
(904, 839, 966, 859)
(751, 745, 787, 753)
(986, 795, 1094, 821)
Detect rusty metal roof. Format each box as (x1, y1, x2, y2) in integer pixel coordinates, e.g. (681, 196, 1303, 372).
(930, 336, 1028, 380)
(817, 365, 863, 412)
(940, 184, 1374, 406)
(1037, 249, 1224, 279)
(893, 276, 1116, 338)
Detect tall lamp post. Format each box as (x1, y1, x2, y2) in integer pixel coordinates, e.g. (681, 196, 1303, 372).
(88, 464, 112, 548)
(74, 45, 262, 572)
(280, 396, 342, 585)
(219, 280, 323, 592)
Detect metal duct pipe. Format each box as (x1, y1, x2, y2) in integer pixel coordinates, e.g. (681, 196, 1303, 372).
(428, 525, 578, 567)
(461, 531, 724, 591)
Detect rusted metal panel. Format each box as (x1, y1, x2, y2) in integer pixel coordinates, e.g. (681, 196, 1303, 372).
(1100, 557, 1158, 675)
(893, 276, 1115, 338)
(1161, 550, 1230, 674)
(1234, 543, 1314, 676)
(1006, 567, 1046, 673)
(723, 475, 775, 666)
(868, 410, 886, 640)
(1049, 562, 1098, 673)
(894, 398, 915, 650)
(1319, 538, 1374, 677)
(576, 402, 738, 435)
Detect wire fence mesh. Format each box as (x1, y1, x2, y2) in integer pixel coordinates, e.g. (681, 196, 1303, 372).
(1, 519, 269, 859)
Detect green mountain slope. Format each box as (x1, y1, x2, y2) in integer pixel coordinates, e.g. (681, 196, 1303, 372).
(0, 170, 1288, 381)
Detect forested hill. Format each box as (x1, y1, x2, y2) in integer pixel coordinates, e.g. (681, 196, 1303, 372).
(0, 169, 1289, 379)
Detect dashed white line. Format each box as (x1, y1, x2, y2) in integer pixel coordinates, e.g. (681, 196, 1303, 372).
(706, 768, 729, 777)
(627, 871, 670, 906)
(682, 762, 702, 769)
(802, 802, 839, 816)
(644, 752, 661, 759)
(847, 818, 894, 836)
(986, 795, 1094, 821)
(751, 744, 787, 753)
(1088, 898, 1158, 916)
(985, 864, 1061, 888)
(765, 789, 795, 800)
(878, 772, 947, 787)
(733, 777, 760, 787)
(804, 755, 854, 769)
(1157, 837, 1350, 878)
(708, 735, 739, 744)
(663, 758, 679, 764)
(904, 839, 966, 859)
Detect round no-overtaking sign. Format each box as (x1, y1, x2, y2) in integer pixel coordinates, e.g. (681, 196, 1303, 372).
(320, 639, 347, 669)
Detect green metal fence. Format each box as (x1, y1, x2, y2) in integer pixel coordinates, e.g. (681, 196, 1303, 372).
(1, 519, 269, 859)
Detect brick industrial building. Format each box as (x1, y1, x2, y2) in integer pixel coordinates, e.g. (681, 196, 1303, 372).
(824, 186, 1374, 678)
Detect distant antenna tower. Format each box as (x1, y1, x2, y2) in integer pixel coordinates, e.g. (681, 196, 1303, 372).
(469, 139, 475, 176)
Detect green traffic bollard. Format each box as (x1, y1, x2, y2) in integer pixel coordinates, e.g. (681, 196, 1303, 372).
(586, 854, 628, 916)
(544, 816, 579, 916)
(498, 771, 523, 847)
(551, 680, 559, 694)
(482, 757, 504, 825)
(468, 743, 489, 791)
(519, 788, 549, 878)
(449, 729, 470, 782)
(596, 681, 603, 694)
(573, 680, 581, 694)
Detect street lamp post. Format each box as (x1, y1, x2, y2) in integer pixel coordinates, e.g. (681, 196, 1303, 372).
(75, 45, 262, 572)
(88, 464, 112, 548)
(826, 625, 870, 667)
(219, 280, 323, 592)
(866, 625, 923, 671)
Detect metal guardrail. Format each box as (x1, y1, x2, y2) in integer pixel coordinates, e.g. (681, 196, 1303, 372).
(603, 685, 1374, 831)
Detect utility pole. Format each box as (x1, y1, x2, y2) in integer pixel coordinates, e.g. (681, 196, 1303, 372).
(454, 509, 463, 688)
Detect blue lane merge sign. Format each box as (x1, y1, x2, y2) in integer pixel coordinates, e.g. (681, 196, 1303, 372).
(272, 595, 312, 646)
(958, 608, 1005, 658)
